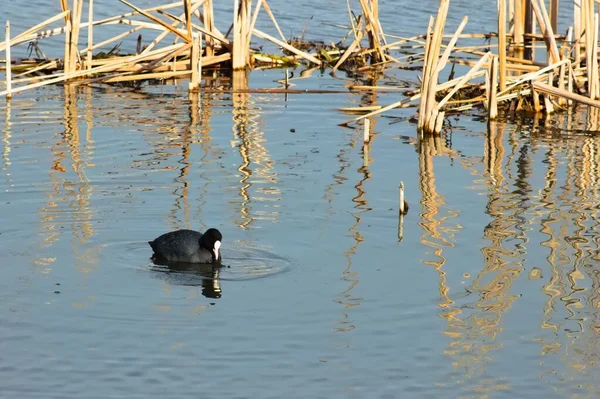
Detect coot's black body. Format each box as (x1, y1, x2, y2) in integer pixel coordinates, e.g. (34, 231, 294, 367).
(149, 228, 222, 264)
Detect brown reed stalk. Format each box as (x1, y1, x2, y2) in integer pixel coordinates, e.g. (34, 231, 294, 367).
(183, 0, 192, 41)
(530, 0, 559, 63)
(358, 0, 385, 62)
(246, 0, 262, 55)
(63, 16, 71, 73)
(419, 0, 450, 134)
(232, 0, 242, 69)
(417, 16, 435, 132)
(531, 81, 542, 111)
(0, 43, 184, 97)
(253, 29, 322, 65)
(534, 81, 600, 108)
(543, 72, 554, 112)
(550, 0, 558, 32)
(489, 55, 498, 119)
(119, 0, 190, 42)
(594, 12, 600, 99)
(573, 0, 581, 66)
(436, 52, 491, 110)
(5, 21, 12, 99)
(87, 0, 93, 69)
(514, 0, 524, 54)
(68, 0, 84, 75)
(0, 11, 69, 52)
(203, 0, 214, 56)
(189, 34, 200, 91)
(260, 0, 286, 42)
(498, 0, 507, 90)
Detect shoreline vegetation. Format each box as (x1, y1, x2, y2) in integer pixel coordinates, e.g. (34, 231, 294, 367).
(1, 0, 600, 135)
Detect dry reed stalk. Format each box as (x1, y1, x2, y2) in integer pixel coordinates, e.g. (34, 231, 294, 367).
(489, 55, 498, 119)
(149, 3, 206, 53)
(437, 16, 468, 73)
(470, 50, 538, 65)
(514, 0, 524, 53)
(94, 70, 191, 83)
(184, 0, 192, 40)
(232, 0, 241, 69)
(189, 34, 201, 91)
(550, 0, 558, 32)
(332, 30, 363, 72)
(0, 43, 185, 97)
(433, 111, 445, 134)
(575, 0, 581, 64)
(120, 0, 190, 42)
(14, 61, 58, 78)
(0, 11, 69, 52)
(419, 0, 450, 134)
(568, 60, 574, 104)
(67, 0, 84, 75)
(253, 28, 322, 65)
(202, 0, 215, 57)
(498, 58, 569, 96)
(435, 52, 491, 110)
(358, 0, 385, 62)
(534, 80, 600, 108)
(63, 17, 71, 74)
(341, 94, 417, 125)
(531, 81, 542, 111)
(498, 0, 507, 90)
(337, 105, 382, 112)
(530, 0, 560, 64)
(544, 72, 554, 112)
(90, 1, 188, 26)
(82, 26, 143, 56)
(87, 0, 93, 70)
(450, 57, 539, 71)
(203, 0, 215, 56)
(557, 60, 567, 105)
(417, 16, 435, 132)
(261, 0, 286, 42)
(246, 0, 262, 53)
(76, 52, 229, 85)
(349, 85, 405, 91)
(5, 21, 12, 100)
(363, 118, 370, 143)
(594, 13, 600, 99)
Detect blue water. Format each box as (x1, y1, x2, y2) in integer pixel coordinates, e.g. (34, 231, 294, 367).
(2, 1, 600, 398)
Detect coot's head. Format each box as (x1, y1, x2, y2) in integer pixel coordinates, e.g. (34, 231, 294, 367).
(202, 228, 223, 264)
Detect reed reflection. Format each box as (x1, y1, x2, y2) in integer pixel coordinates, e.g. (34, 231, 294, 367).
(2, 100, 11, 183)
(231, 69, 280, 229)
(534, 128, 600, 386)
(333, 127, 374, 334)
(36, 86, 98, 274)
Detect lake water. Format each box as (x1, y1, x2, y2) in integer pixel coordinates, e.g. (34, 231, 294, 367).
(2, 1, 600, 398)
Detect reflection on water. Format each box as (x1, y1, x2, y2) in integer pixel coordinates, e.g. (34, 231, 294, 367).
(151, 259, 222, 299)
(7, 68, 600, 396)
(231, 69, 280, 229)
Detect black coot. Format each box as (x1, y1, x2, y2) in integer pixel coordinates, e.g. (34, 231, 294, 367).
(149, 228, 222, 264)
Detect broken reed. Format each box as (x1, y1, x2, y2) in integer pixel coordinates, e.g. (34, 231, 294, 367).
(0, 0, 389, 97)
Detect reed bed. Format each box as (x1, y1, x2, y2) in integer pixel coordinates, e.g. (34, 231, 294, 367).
(0, 0, 391, 97)
(3, 0, 600, 136)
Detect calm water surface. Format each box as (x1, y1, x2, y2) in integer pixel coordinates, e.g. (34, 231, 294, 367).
(2, 1, 600, 398)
